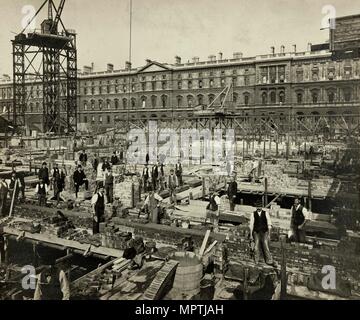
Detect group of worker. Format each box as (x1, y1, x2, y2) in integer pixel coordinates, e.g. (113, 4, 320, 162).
(141, 159, 183, 196)
(248, 196, 309, 265)
(33, 162, 67, 207)
(208, 176, 310, 266)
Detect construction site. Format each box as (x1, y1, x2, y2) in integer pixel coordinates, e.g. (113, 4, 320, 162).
(0, 0, 360, 302)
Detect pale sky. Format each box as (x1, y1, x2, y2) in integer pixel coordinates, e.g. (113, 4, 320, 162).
(0, 0, 359, 75)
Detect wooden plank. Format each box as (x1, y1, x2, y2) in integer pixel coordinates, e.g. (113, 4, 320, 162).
(199, 230, 211, 257)
(204, 240, 217, 255)
(2, 226, 123, 258)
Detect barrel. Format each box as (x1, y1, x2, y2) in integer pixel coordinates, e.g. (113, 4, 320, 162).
(171, 251, 203, 296)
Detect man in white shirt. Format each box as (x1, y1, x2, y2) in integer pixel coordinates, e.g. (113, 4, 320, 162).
(249, 200, 273, 265)
(206, 187, 221, 230)
(143, 191, 163, 224)
(35, 179, 49, 206)
(168, 169, 179, 204)
(33, 252, 70, 300)
(91, 186, 105, 234)
(290, 197, 310, 243)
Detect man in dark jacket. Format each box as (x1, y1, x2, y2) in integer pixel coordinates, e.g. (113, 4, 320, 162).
(175, 160, 183, 186)
(33, 249, 70, 300)
(38, 162, 50, 185)
(249, 200, 273, 265)
(73, 165, 88, 198)
(104, 169, 114, 204)
(13, 169, 25, 201)
(79, 150, 88, 167)
(227, 176, 238, 211)
(142, 164, 150, 193)
(93, 155, 99, 173)
(102, 159, 111, 172)
(111, 152, 119, 166)
(91, 186, 105, 234)
(151, 163, 159, 191)
(289, 197, 310, 243)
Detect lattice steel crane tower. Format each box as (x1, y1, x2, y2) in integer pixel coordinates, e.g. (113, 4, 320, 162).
(12, 0, 77, 134)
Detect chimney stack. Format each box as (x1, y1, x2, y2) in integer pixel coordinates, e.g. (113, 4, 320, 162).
(175, 56, 181, 64)
(107, 63, 114, 72)
(271, 47, 275, 55)
(218, 52, 223, 60)
(83, 66, 91, 74)
(91, 62, 94, 72)
(208, 55, 216, 62)
(280, 45, 285, 54)
(125, 61, 132, 70)
(192, 56, 200, 63)
(233, 52, 243, 59)
(146, 59, 152, 64)
(307, 43, 312, 51)
(293, 44, 297, 53)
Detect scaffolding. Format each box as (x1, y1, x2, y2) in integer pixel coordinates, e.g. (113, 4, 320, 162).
(12, 0, 77, 134)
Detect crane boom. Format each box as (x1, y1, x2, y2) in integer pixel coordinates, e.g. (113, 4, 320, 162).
(51, 0, 66, 34)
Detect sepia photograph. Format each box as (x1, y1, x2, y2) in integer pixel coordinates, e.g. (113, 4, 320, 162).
(0, 0, 360, 310)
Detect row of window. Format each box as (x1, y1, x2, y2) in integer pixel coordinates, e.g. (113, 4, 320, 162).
(82, 92, 252, 110)
(82, 76, 251, 95)
(295, 88, 353, 104)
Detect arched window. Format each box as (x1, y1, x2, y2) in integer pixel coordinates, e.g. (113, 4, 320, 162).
(114, 99, 119, 109)
(243, 93, 249, 105)
(29, 102, 33, 113)
(99, 100, 103, 110)
(220, 93, 226, 105)
(106, 99, 111, 109)
(161, 95, 167, 108)
(83, 101, 88, 110)
(151, 95, 157, 108)
(197, 94, 204, 105)
(36, 102, 40, 112)
(122, 98, 127, 109)
(311, 90, 319, 104)
(233, 93, 238, 103)
(327, 90, 335, 103)
(208, 94, 215, 104)
(262, 92, 267, 105)
(176, 95, 183, 107)
(270, 91, 276, 104)
(141, 96, 147, 108)
(343, 88, 352, 102)
(187, 95, 194, 107)
(297, 92, 303, 104)
(131, 98, 136, 109)
(91, 100, 95, 110)
(279, 91, 285, 104)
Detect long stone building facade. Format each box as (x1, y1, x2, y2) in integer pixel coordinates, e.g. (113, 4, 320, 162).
(1, 45, 359, 133)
